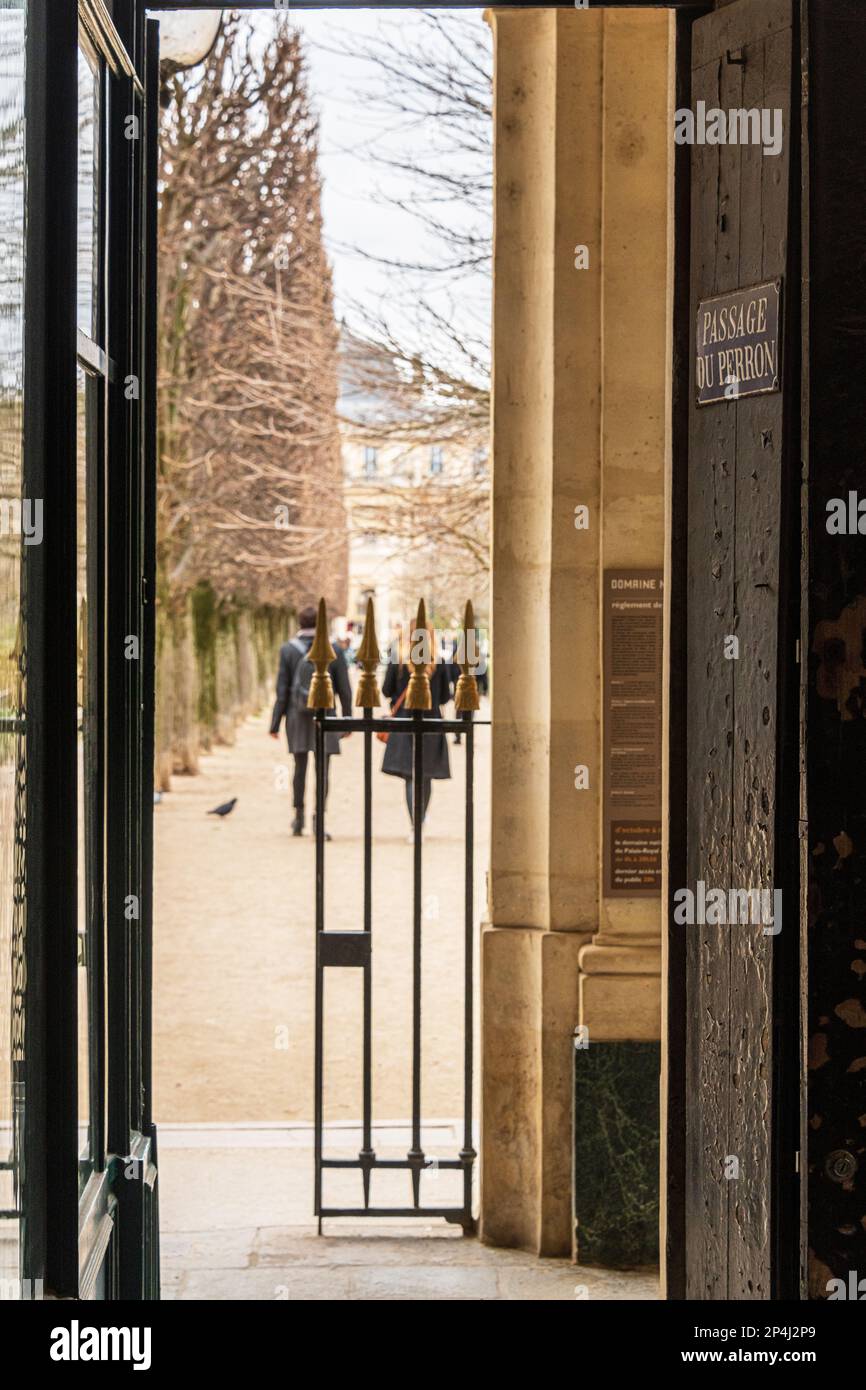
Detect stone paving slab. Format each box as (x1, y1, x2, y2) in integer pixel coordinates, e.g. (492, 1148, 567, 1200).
(250, 1228, 548, 1268)
(159, 1136, 660, 1301)
(496, 1266, 658, 1301)
(165, 1239, 658, 1302)
(346, 1264, 500, 1301)
(172, 1266, 354, 1302)
(161, 1228, 260, 1272)
(161, 1218, 659, 1302)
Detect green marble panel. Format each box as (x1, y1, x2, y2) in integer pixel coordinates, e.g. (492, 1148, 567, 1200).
(574, 1040, 660, 1267)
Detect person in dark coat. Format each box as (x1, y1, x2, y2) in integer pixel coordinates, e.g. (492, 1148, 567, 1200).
(270, 604, 352, 837)
(382, 624, 454, 832)
(476, 631, 490, 698)
(443, 635, 465, 746)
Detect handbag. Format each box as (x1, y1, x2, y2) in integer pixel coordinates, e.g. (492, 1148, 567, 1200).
(377, 686, 407, 743)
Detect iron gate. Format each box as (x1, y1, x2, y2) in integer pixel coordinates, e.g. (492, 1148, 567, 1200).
(309, 596, 484, 1233)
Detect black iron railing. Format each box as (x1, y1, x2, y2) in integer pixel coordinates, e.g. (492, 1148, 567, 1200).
(310, 597, 486, 1233)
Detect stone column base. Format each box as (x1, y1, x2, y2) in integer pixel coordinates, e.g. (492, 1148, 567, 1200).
(480, 926, 662, 1260)
(479, 924, 586, 1257)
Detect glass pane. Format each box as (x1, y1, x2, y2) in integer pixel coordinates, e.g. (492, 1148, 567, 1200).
(77, 43, 100, 339)
(0, 0, 26, 1298)
(76, 366, 100, 1189)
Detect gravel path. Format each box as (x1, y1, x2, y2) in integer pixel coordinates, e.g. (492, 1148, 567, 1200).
(154, 704, 489, 1124)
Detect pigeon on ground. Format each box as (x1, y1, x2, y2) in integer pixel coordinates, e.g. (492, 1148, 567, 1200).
(208, 798, 237, 818)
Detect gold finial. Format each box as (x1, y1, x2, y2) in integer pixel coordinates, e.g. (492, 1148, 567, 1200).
(355, 596, 381, 709)
(306, 597, 336, 709)
(404, 598, 432, 711)
(454, 600, 481, 712)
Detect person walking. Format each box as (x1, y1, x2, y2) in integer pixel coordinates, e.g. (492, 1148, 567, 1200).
(476, 631, 490, 698)
(444, 632, 465, 746)
(270, 604, 351, 838)
(381, 622, 453, 837)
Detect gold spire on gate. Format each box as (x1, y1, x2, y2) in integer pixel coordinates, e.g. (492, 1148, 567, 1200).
(306, 597, 336, 710)
(354, 596, 381, 709)
(404, 598, 432, 711)
(454, 600, 481, 712)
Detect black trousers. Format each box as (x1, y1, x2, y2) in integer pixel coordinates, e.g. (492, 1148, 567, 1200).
(293, 751, 330, 814)
(404, 777, 433, 825)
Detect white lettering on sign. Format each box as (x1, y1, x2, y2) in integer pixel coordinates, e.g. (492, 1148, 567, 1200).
(696, 281, 781, 406)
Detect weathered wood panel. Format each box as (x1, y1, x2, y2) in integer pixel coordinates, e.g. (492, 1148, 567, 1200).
(685, 40, 736, 1303)
(728, 18, 793, 1300)
(685, 0, 794, 1299)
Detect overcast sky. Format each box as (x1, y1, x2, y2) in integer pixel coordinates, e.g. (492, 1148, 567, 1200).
(256, 7, 490, 366)
(293, 8, 429, 320)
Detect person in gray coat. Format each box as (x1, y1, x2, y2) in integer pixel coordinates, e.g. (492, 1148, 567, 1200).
(269, 604, 352, 837)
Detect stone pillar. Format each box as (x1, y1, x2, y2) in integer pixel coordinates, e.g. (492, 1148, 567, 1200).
(577, 10, 671, 1043)
(482, 6, 671, 1260)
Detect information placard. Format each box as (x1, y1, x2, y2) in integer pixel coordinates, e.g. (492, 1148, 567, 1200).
(603, 570, 663, 896)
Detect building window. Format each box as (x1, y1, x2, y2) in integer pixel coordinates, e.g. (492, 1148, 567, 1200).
(430, 446, 444, 476)
(363, 446, 378, 476)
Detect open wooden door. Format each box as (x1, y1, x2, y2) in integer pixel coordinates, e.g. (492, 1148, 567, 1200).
(683, 0, 801, 1300)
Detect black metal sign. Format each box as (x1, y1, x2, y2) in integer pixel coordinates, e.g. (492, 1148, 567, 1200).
(696, 279, 781, 406)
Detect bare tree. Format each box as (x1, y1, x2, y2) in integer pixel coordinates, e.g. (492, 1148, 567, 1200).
(322, 10, 492, 282)
(322, 11, 492, 593)
(155, 15, 347, 782)
(159, 13, 347, 615)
